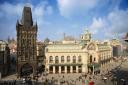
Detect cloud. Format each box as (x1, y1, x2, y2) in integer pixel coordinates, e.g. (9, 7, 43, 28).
(33, 1, 53, 18)
(106, 9, 128, 39)
(57, 0, 99, 17)
(108, 9, 128, 34)
(88, 9, 128, 39)
(0, 2, 23, 17)
(0, 1, 53, 40)
(88, 18, 106, 34)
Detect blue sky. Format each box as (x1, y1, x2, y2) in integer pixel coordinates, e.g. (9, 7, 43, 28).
(0, 0, 128, 41)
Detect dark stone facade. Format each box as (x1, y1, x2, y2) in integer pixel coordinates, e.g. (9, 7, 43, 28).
(16, 6, 38, 77)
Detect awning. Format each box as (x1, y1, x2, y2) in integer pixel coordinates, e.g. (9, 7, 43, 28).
(49, 63, 83, 66)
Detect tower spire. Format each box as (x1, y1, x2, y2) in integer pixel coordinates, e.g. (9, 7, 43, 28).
(21, 5, 33, 27)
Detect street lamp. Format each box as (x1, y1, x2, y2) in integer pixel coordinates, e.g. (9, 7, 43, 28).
(113, 77, 117, 85)
(92, 65, 94, 76)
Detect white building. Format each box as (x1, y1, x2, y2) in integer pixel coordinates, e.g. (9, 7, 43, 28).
(45, 30, 113, 74)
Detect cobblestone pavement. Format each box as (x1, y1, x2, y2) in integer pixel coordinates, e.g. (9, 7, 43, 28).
(38, 60, 128, 85)
(1, 59, 128, 85)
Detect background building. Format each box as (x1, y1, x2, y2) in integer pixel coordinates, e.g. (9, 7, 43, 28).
(8, 37, 17, 54)
(37, 42, 45, 73)
(110, 39, 122, 57)
(8, 38, 17, 73)
(0, 40, 10, 78)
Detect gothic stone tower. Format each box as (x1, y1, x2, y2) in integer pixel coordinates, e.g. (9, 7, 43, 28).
(16, 6, 38, 77)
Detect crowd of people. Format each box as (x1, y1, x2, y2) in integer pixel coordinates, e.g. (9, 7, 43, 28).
(41, 73, 95, 85)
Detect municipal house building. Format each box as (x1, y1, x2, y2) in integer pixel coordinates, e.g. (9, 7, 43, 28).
(45, 30, 113, 74)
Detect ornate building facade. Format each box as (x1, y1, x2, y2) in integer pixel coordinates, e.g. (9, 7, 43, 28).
(16, 6, 38, 77)
(45, 30, 113, 74)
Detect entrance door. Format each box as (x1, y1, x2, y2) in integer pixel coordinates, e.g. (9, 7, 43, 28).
(73, 66, 76, 73)
(67, 66, 70, 73)
(49, 66, 53, 74)
(61, 66, 65, 73)
(20, 63, 33, 77)
(55, 66, 59, 73)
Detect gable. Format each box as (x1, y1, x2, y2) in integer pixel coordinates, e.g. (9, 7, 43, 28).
(87, 43, 96, 50)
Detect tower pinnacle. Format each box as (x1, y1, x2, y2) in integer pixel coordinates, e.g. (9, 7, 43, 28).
(21, 6, 33, 27)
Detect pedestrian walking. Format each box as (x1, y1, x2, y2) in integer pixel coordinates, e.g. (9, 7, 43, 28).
(84, 75, 89, 85)
(88, 77, 94, 85)
(79, 76, 82, 81)
(88, 81, 94, 85)
(82, 78, 85, 85)
(85, 79, 89, 85)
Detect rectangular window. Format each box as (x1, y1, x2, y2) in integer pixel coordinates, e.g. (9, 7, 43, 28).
(78, 56, 81, 62)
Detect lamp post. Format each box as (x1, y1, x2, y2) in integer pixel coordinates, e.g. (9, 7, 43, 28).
(113, 77, 117, 85)
(92, 64, 95, 77)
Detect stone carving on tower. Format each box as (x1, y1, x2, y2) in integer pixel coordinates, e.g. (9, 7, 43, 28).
(16, 5, 38, 77)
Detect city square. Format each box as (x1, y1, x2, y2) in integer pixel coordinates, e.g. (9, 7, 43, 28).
(0, 0, 128, 85)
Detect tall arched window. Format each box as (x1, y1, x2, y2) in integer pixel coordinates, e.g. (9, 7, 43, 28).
(78, 56, 81, 62)
(61, 56, 64, 63)
(67, 56, 70, 62)
(55, 56, 59, 63)
(73, 56, 76, 63)
(49, 56, 53, 63)
(94, 57, 96, 61)
(90, 55, 92, 63)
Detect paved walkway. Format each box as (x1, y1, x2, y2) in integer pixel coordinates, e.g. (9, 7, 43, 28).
(1, 59, 128, 85)
(38, 60, 125, 85)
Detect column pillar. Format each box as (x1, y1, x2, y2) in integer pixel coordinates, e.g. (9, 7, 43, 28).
(59, 66, 61, 73)
(53, 66, 55, 74)
(70, 66, 73, 73)
(76, 66, 78, 73)
(65, 66, 67, 73)
(82, 64, 87, 73)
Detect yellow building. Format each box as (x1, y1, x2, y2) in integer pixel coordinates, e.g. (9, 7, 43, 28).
(45, 30, 113, 74)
